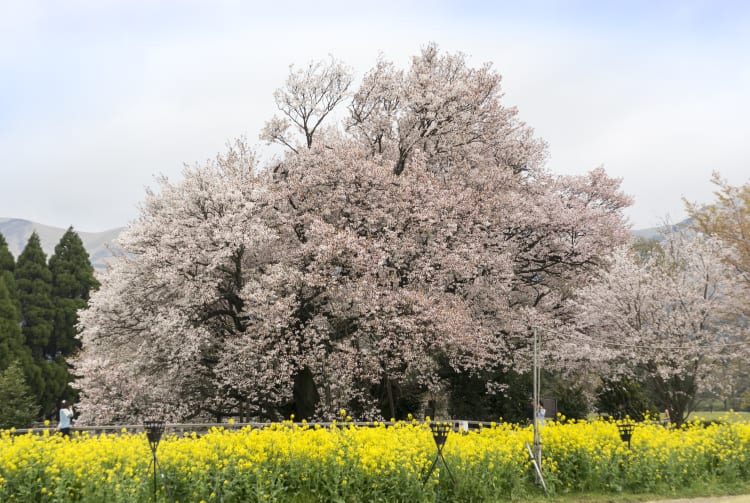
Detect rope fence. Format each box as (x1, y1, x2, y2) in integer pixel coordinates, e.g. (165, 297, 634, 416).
(7, 419, 483, 437)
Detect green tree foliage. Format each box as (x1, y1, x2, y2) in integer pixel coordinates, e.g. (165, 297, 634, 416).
(446, 365, 533, 423)
(49, 227, 99, 357)
(0, 233, 19, 312)
(0, 360, 38, 428)
(0, 233, 14, 273)
(0, 230, 98, 421)
(631, 236, 665, 263)
(446, 361, 592, 423)
(37, 361, 72, 418)
(0, 233, 22, 371)
(641, 367, 697, 425)
(16, 232, 54, 359)
(595, 376, 657, 421)
(0, 278, 27, 371)
(545, 376, 590, 421)
(0, 239, 41, 418)
(740, 389, 750, 411)
(15, 232, 62, 418)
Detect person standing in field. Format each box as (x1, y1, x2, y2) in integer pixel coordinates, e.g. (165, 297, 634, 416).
(537, 401, 546, 426)
(58, 400, 74, 437)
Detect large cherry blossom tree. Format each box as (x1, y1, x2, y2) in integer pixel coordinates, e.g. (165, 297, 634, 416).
(570, 231, 749, 424)
(74, 45, 632, 424)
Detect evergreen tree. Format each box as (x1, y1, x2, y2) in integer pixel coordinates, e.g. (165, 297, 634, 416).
(0, 233, 19, 313)
(16, 232, 54, 358)
(0, 360, 38, 428)
(0, 273, 40, 420)
(0, 233, 20, 371)
(49, 227, 99, 357)
(38, 360, 71, 419)
(0, 232, 14, 273)
(0, 278, 26, 371)
(15, 232, 59, 418)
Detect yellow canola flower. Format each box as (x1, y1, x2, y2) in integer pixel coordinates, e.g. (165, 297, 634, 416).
(2, 417, 750, 501)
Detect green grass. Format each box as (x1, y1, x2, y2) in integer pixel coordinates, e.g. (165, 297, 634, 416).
(688, 410, 750, 423)
(519, 481, 750, 502)
(587, 410, 750, 424)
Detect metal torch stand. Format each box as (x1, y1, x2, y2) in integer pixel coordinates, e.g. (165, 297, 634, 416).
(144, 420, 173, 502)
(422, 421, 456, 499)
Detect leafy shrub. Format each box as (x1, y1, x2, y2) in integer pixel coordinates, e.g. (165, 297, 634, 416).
(595, 377, 657, 421)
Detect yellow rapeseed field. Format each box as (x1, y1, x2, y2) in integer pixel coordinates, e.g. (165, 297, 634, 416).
(1, 414, 749, 502)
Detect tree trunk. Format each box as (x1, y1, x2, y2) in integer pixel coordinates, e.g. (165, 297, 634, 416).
(292, 367, 320, 420)
(385, 375, 396, 420)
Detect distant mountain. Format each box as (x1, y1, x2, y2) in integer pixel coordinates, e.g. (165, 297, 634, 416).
(630, 218, 693, 241)
(0, 218, 123, 271)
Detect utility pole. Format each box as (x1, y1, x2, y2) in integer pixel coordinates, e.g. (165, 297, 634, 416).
(532, 329, 542, 477)
(525, 328, 547, 494)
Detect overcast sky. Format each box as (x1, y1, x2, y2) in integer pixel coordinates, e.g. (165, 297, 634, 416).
(1, 0, 748, 232)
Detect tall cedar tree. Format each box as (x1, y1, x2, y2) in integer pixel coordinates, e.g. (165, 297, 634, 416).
(0, 360, 38, 428)
(0, 278, 28, 370)
(16, 232, 54, 358)
(16, 232, 66, 418)
(0, 237, 41, 419)
(0, 233, 14, 273)
(49, 227, 99, 357)
(0, 233, 19, 313)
